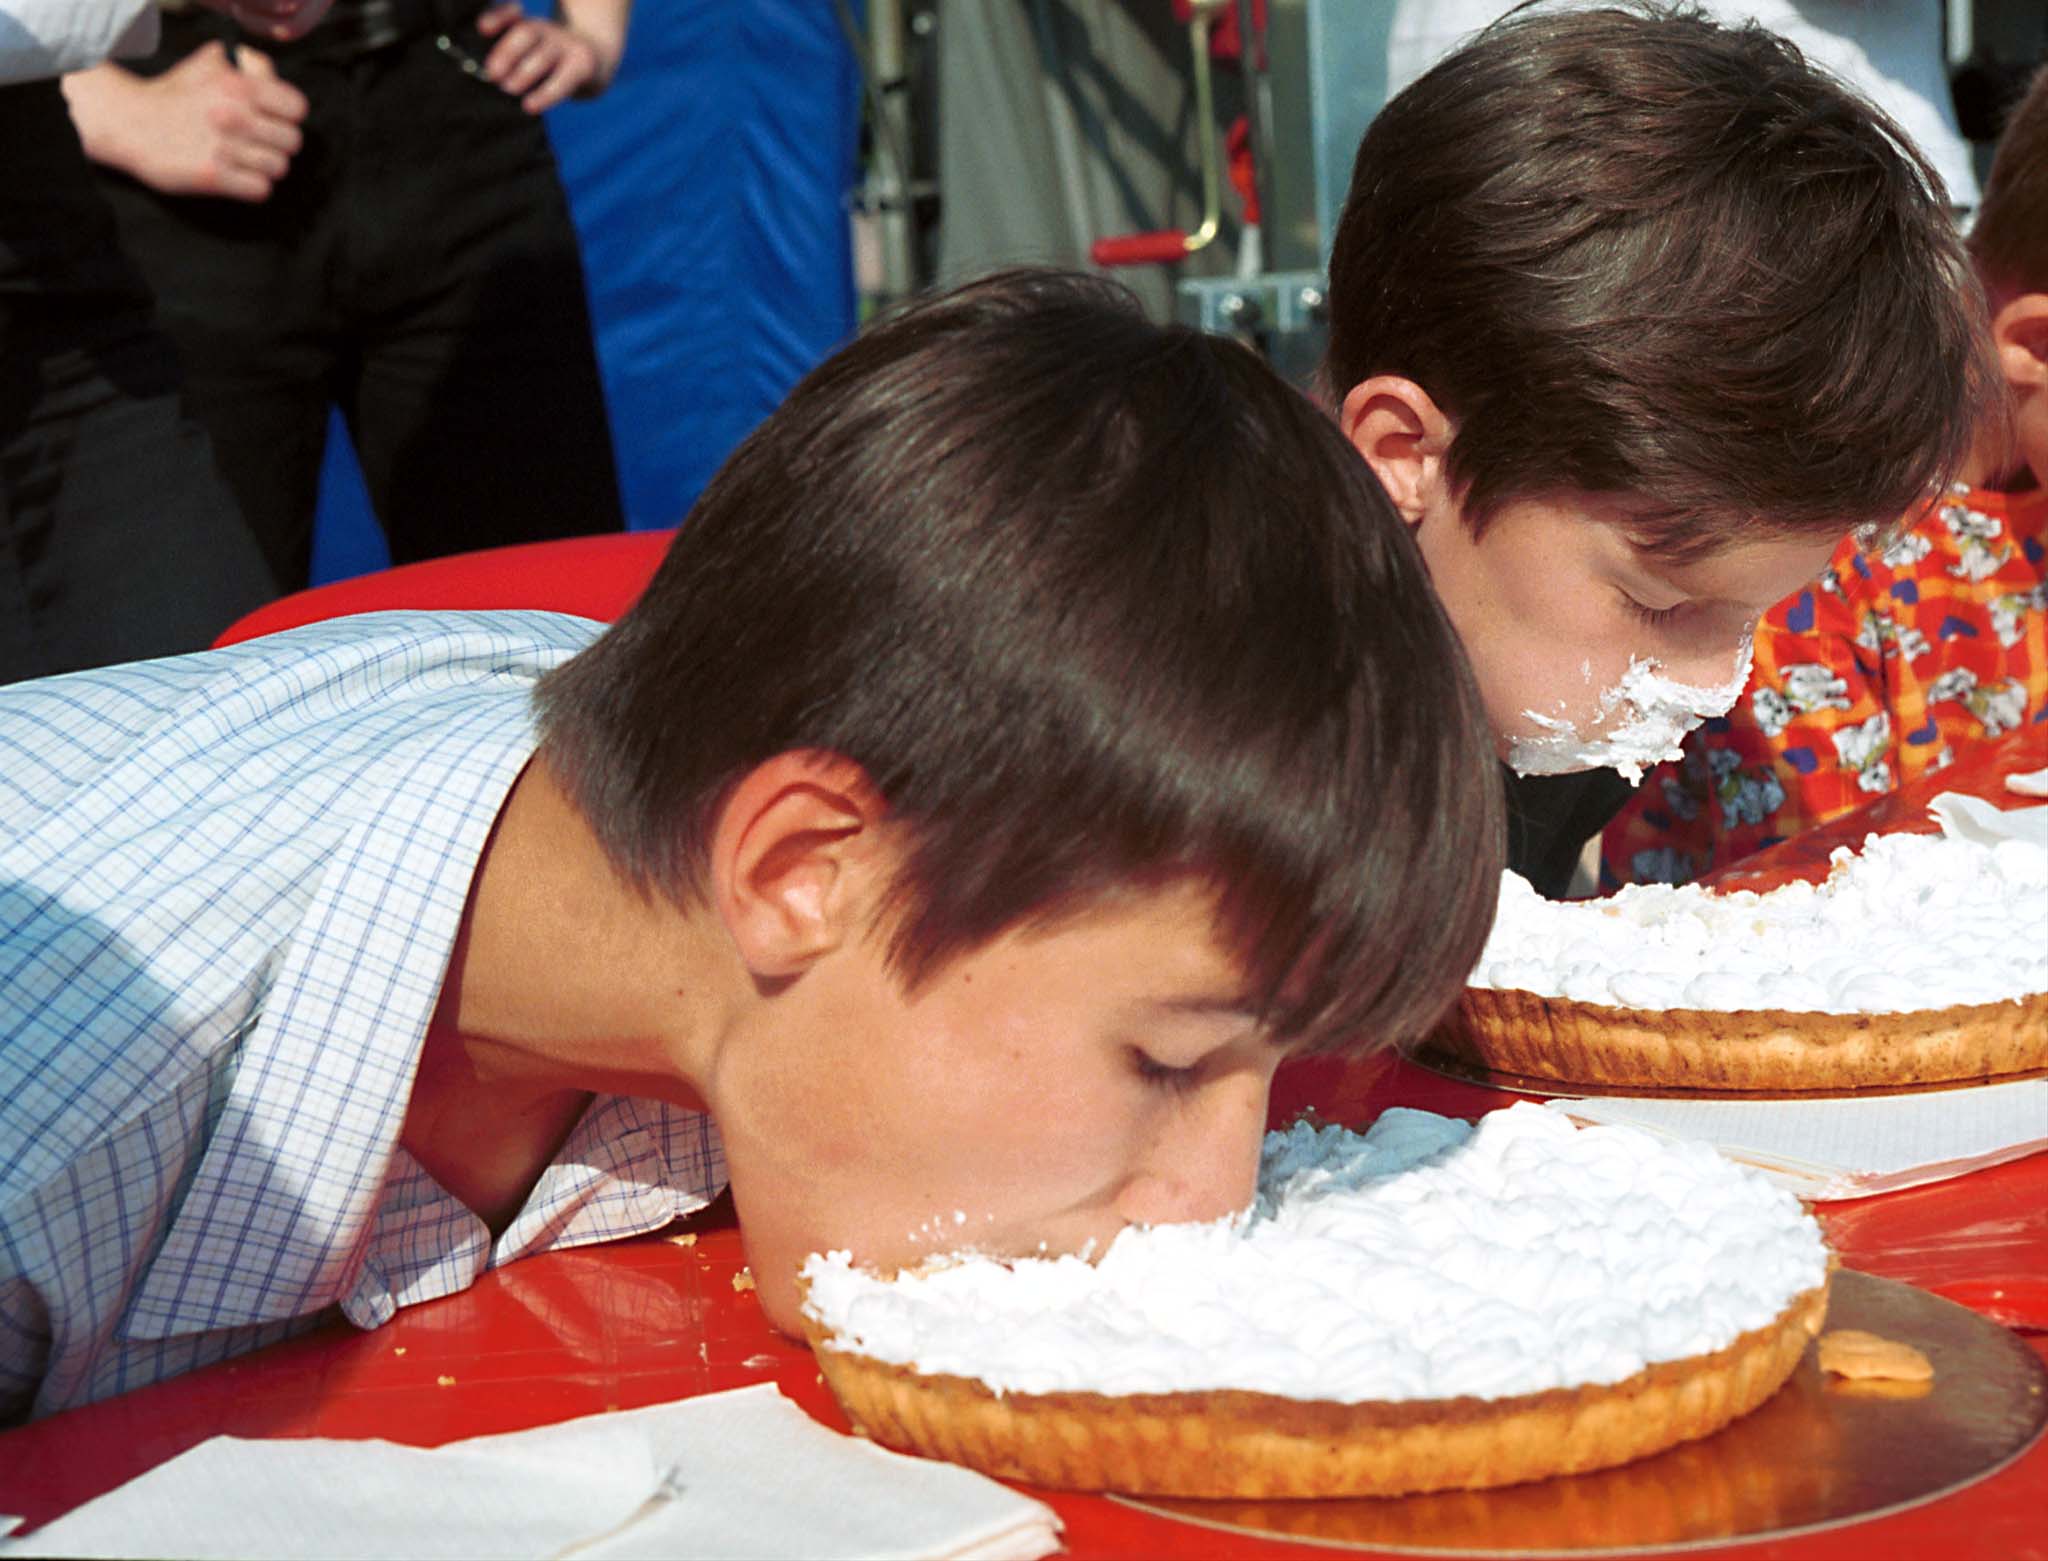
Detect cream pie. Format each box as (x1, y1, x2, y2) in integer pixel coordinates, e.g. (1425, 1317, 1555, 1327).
(1440, 828, 2048, 1093)
(801, 1106, 1832, 1497)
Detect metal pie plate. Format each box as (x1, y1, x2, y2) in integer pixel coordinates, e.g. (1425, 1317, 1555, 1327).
(1112, 1270, 2047, 1555)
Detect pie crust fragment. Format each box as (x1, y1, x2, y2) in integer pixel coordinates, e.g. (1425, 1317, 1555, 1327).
(1434, 988, 2048, 1094)
(804, 1278, 1831, 1498)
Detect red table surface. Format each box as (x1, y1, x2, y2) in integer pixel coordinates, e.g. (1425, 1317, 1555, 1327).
(3, 1064, 2042, 1560)
(5, 737, 2044, 1557)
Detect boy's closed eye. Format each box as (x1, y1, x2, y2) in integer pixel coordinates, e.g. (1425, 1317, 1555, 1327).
(1131, 1046, 1203, 1093)
(1121, 994, 1275, 1098)
(1618, 588, 1686, 630)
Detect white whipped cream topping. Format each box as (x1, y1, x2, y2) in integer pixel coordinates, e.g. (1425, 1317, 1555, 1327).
(1472, 829, 2048, 1013)
(1510, 643, 1754, 784)
(802, 1105, 1826, 1403)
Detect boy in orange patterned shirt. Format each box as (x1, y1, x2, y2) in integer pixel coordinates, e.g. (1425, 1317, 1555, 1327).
(1603, 67, 2048, 889)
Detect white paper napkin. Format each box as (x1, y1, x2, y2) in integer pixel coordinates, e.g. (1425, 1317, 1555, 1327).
(2004, 765, 2048, 799)
(1544, 1080, 2048, 1201)
(0, 1384, 1062, 1561)
(1928, 788, 2048, 849)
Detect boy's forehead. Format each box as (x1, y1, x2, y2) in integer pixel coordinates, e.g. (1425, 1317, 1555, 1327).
(1005, 879, 1266, 999)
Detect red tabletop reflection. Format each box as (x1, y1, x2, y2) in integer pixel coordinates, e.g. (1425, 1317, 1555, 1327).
(3, 733, 2044, 1558)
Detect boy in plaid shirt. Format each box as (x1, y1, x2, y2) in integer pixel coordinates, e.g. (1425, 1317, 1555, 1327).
(1603, 66, 2048, 889)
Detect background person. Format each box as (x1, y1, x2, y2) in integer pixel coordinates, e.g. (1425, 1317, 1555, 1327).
(1602, 65, 2048, 888)
(60, 0, 632, 592)
(1317, 4, 1995, 896)
(0, 0, 312, 684)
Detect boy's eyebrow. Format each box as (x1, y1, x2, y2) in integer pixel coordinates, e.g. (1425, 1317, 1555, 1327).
(1145, 993, 1263, 1022)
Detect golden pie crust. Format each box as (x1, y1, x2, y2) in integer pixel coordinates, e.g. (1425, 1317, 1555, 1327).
(1431, 988, 2048, 1094)
(804, 1276, 1831, 1498)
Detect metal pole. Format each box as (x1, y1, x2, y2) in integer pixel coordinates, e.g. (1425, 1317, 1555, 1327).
(869, 0, 917, 302)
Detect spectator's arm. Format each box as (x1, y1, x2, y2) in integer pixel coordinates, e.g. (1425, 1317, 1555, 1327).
(62, 44, 307, 203)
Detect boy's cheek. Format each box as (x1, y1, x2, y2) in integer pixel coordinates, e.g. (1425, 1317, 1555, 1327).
(1478, 652, 1608, 744)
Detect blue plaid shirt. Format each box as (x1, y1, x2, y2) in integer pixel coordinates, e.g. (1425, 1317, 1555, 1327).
(0, 612, 726, 1421)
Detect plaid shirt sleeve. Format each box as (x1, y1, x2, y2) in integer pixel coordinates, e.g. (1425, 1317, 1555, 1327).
(1603, 486, 2048, 888)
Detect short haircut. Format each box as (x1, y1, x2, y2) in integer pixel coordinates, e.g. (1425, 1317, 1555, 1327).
(537, 269, 1503, 1055)
(1969, 66, 2048, 299)
(1320, 2, 1997, 561)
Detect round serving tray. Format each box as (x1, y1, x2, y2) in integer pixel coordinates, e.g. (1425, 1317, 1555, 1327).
(1113, 1269, 2047, 1555)
(1406, 1043, 2048, 1102)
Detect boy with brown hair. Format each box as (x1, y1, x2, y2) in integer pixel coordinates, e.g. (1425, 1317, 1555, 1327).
(0, 269, 1503, 1421)
(1319, 2, 1997, 893)
(1603, 64, 2048, 886)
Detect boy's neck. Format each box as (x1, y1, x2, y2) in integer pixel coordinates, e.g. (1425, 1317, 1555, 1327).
(433, 756, 722, 1108)
(401, 758, 723, 1228)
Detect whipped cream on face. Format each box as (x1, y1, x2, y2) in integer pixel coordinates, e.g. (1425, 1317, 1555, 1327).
(1473, 829, 2048, 1013)
(1510, 641, 1754, 784)
(801, 1105, 1826, 1403)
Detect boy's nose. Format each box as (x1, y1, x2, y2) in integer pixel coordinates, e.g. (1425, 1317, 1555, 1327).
(1113, 1071, 1269, 1228)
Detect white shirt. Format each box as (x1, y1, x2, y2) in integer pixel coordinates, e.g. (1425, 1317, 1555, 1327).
(0, 0, 159, 85)
(0, 612, 726, 1421)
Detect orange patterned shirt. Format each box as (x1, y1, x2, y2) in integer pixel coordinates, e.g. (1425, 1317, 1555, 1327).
(1601, 484, 2048, 889)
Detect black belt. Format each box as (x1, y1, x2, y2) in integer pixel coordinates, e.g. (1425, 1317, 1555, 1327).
(240, 0, 488, 61)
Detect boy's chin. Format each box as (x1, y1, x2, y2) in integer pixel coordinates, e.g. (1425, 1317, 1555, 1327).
(1501, 743, 1602, 778)
(755, 1276, 808, 1339)
(1490, 729, 1599, 775)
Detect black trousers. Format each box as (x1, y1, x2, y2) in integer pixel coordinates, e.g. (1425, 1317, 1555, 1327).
(2, 82, 277, 686)
(96, 10, 625, 591)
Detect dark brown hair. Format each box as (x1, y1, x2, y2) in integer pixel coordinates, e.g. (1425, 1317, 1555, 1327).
(537, 269, 1503, 1054)
(1320, 2, 1997, 561)
(1969, 66, 2048, 299)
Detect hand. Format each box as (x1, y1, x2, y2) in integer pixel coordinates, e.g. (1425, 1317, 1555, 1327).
(196, 0, 336, 44)
(65, 43, 307, 202)
(475, 2, 620, 113)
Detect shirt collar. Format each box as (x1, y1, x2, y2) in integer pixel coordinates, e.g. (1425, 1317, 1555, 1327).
(335, 1095, 726, 1330)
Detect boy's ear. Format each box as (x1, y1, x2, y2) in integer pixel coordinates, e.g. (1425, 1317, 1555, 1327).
(708, 751, 893, 981)
(1337, 376, 1452, 525)
(1991, 292, 2048, 391)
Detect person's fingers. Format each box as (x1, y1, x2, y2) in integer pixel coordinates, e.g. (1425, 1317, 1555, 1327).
(475, 3, 524, 38)
(246, 74, 309, 122)
(483, 21, 543, 82)
(499, 33, 560, 94)
(233, 48, 311, 122)
(520, 52, 588, 113)
(221, 136, 290, 183)
(234, 105, 304, 156)
(205, 159, 274, 202)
